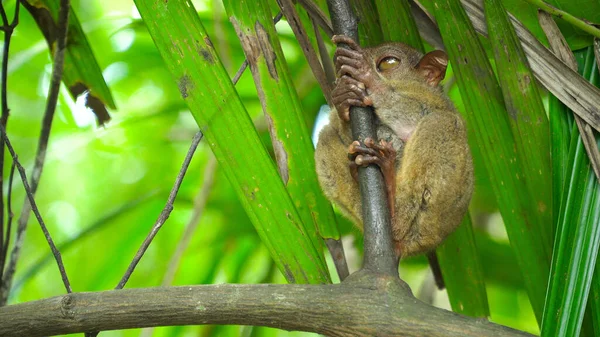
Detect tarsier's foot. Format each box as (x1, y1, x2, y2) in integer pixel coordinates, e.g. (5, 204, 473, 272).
(331, 35, 376, 121)
(347, 138, 397, 217)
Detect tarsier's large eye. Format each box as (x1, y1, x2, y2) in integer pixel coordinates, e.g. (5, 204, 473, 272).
(377, 56, 401, 71)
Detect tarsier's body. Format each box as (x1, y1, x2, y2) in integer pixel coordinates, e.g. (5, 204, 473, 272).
(315, 36, 473, 257)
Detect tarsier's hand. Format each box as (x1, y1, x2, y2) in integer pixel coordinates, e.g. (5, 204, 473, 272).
(331, 35, 375, 121)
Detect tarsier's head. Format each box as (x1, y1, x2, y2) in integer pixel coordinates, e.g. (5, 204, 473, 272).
(364, 43, 449, 87)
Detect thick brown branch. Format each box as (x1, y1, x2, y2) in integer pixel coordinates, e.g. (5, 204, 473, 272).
(0, 272, 532, 337)
(326, 0, 398, 276)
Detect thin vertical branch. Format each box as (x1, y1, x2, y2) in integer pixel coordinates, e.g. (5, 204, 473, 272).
(160, 156, 217, 287)
(231, 60, 248, 84)
(1, 0, 70, 305)
(297, 0, 334, 37)
(115, 131, 204, 290)
(0, 1, 19, 289)
(325, 0, 397, 276)
(0, 162, 15, 283)
(310, 16, 336, 86)
(325, 238, 349, 281)
(0, 124, 71, 293)
(277, 0, 333, 103)
(231, 12, 282, 85)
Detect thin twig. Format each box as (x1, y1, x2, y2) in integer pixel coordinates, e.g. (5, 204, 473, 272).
(232, 60, 248, 85)
(87, 132, 203, 336)
(277, 0, 333, 103)
(0, 2, 18, 118)
(297, 0, 334, 37)
(526, 0, 600, 39)
(115, 131, 204, 290)
(1, 0, 68, 305)
(160, 156, 217, 286)
(0, 124, 71, 293)
(9, 193, 158, 302)
(0, 162, 15, 282)
(325, 238, 349, 281)
(0, 5, 9, 26)
(0, 1, 19, 288)
(310, 15, 336, 86)
(139, 155, 218, 337)
(595, 39, 600, 69)
(231, 12, 283, 85)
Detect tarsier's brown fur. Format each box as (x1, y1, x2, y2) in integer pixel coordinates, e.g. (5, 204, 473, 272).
(315, 36, 473, 257)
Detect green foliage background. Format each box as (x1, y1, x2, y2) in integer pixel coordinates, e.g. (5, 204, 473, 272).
(3, 0, 600, 336)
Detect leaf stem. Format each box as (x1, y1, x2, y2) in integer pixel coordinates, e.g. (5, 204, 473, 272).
(525, 0, 600, 39)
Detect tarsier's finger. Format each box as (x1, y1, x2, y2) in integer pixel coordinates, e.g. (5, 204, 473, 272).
(336, 100, 364, 121)
(333, 91, 366, 107)
(338, 64, 362, 81)
(332, 35, 361, 50)
(338, 64, 373, 87)
(348, 141, 379, 157)
(338, 75, 365, 88)
(334, 47, 363, 65)
(347, 141, 361, 158)
(337, 75, 366, 90)
(379, 139, 396, 154)
(332, 87, 363, 100)
(334, 76, 369, 104)
(363, 138, 397, 158)
(354, 154, 381, 167)
(334, 56, 363, 75)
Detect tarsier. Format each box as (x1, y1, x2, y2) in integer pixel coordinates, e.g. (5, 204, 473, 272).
(315, 35, 473, 258)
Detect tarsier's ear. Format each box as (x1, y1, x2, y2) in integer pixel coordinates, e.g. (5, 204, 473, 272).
(416, 50, 448, 86)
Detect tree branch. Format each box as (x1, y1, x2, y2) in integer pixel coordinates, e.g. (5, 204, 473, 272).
(1, 0, 70, 305)
(160, 156, 217, 287)
(277, 0, 333, 103)
(115, 131, 203, 290)
(0, 124, 71, 294)
(0, 0, 19, 288)
(525, 0, 600, 39)
(0, 272, 532, 337)
(326, 0, 398, 276)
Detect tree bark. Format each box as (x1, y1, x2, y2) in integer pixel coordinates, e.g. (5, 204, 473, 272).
(0, 271, 532, 337)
